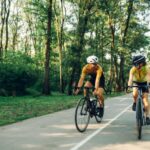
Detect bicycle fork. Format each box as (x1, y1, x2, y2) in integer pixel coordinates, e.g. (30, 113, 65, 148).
(136, 96, 145, 126)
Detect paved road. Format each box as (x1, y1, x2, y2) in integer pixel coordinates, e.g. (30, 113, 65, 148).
(0, 94, 150, 150)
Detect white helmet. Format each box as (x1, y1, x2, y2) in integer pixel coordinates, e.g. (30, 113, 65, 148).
(86, 55, 99, 64)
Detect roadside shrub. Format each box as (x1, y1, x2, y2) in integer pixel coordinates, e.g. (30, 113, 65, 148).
(0, 52, 39, 96)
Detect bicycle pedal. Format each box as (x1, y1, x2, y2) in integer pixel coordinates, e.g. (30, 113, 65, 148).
(90, 114, 94, 117)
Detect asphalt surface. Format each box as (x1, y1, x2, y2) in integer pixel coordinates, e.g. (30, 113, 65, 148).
(0, 94, 150, 150)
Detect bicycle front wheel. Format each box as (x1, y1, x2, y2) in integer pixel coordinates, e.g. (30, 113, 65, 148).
(137, 118, 142, 139)
(136, 99, 143, 140)
(75, 97, 90, 132)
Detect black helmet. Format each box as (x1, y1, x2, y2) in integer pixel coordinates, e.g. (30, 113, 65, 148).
(132, 55, 146, 66)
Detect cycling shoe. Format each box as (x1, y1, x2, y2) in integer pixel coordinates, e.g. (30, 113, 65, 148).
(132, 102, 136, 111)
(146, 117, 150, 125)
(97, 107, 104, 118)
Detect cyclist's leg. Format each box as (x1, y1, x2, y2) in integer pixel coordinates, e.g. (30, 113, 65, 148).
(142, 92, 150, 124)
(97, 74, 105, 107)
(133, 87, 138, 103)
(84, 81, 93, 96)
(95, 87, 104, 118)
(97, 87, 104, 107)
(142, 93, 149, 115)
(132, 87, 138, 110)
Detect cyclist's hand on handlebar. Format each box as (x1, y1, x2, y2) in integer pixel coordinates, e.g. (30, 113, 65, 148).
(73, 87, 80, 95)
(74, 90, 79, 95)
(93, 88, 97, 95)
(146, 82, 150, 93)
(147, 82, 150, 87)
(126, 85, 132, 93)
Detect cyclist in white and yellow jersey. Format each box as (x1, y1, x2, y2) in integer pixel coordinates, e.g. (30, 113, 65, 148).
(74, 55, 105, 116)
(128, 55, 150, 124)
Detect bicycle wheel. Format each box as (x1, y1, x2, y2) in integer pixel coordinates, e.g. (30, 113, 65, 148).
(75, 97, 90, 132)
(137, 119, 142, 139)
(95, 100, 104, 123)
(136, 99, 143, 140)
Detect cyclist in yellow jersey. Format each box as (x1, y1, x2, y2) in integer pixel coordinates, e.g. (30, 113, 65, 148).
(74, 55, 105, 116)
(128, 55, 150, 124)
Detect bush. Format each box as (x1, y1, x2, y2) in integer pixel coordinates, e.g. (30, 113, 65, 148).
(0, 52, 39, 96)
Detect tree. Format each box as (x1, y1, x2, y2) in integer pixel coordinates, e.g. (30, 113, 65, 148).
(0, 0, 6, 59)
(54, 0, 65, 93)
(5, 0, 11, 52)
(43, 0, 53, 95)
(67, 0, 96, 95)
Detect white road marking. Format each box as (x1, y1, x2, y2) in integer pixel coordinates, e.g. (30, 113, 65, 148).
(70, 104, 132, 150)
(119, 99, 126, 102)
(112, 97, 132, 100)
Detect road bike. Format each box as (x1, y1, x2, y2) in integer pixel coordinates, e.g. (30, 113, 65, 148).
(128, 82, 149, 139)
(74, 87, 104, 132)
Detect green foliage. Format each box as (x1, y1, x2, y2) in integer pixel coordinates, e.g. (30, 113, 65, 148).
(0, 52, 39, 96)
(0, 0, 150, 94)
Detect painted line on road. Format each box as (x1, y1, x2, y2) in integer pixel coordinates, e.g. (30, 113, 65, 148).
(119, 99, 126, 102)
(70, 104, 132, 150)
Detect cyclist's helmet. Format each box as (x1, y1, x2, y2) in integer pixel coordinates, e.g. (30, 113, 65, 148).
(132, 55, 146, 66)
(87, 55, 99, 64)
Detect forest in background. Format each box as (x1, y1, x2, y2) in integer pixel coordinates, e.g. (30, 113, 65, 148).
(0, 0, 150, 96)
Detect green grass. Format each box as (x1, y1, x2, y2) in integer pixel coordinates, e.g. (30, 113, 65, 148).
(0, 92, 125, 126)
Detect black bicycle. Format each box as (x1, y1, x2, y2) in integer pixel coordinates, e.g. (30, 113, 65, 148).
(128, 83, 149, 139)
(74, 87, 104, 132)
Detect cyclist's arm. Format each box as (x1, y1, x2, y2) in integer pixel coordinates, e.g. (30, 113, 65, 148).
(128, 69, 133, 86)
(77, 75, 85, 88)
(95, 68, 102, 90)
(74, 70, 86, 95)
(77, 66, 87, 88)
(146, 66, 150, 83)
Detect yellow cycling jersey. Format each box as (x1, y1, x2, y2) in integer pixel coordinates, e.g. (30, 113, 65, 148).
(130, 65, 148, 82)
(80, 64, 103, 79)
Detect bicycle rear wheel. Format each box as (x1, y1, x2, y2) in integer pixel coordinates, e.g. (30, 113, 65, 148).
(136, 99, 143, 140)
(75, 97, 90, 132)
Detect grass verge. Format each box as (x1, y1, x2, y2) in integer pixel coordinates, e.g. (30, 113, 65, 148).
(0, 92, 125, 126)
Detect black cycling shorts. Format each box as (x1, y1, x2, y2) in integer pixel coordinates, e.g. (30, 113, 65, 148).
(89, 73, 105, 89)
(133, 81, 148, 93)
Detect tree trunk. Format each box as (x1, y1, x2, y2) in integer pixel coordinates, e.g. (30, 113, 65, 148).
(119, 0, 133, 90)
(0, 0, 6, 59)
(12, 0, 19, 51)
(54, 0, 65, 93)
(5, 0, 11, 53)
(43, 0, 53, 95)
(103, 0, 117, 90)
(68, 0, 95, 95)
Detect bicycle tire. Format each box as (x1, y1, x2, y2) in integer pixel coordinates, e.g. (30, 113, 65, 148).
(75, 97, 90, 132)
(136, 98, 143, 140)
(95, 101, 104, 123)
(137, 119, 142, 139)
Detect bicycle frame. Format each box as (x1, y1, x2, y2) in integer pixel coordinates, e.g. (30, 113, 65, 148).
(128, 83, 148, 139)
(84, 87, 97, 116)
(136, 87, 145, 126)
(83, 87, 104, 119)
